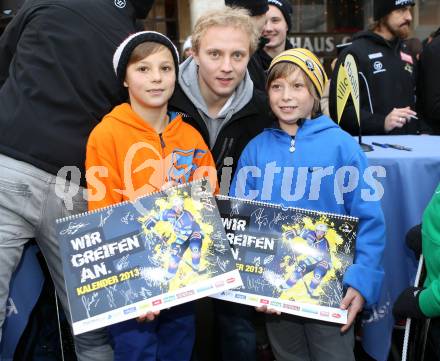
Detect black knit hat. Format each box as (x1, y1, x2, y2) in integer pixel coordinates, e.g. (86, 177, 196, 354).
(129, 0, 155, 19)
(268, 0, 293, 31)
(374, 0, 415, 21)
(225, 0, 269, 16)
(113, 31, 179, 86)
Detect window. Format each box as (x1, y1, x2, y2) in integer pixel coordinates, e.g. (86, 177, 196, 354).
(143, 0, 179, 46)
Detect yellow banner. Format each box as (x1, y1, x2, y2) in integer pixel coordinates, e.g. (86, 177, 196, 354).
(344, 54, 360, 126)
(336, 63, 351, 124)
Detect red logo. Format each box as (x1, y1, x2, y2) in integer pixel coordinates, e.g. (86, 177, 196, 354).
(152, 299, 162, 306)
(260, 299, 269, 305)
(226, 277, 236, 284)
(332, 313, 341, 319)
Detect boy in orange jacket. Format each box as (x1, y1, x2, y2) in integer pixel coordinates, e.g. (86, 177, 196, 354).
(85, 31, 216, 361)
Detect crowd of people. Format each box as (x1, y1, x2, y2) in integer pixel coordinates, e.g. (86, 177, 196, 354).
(0, 0, 438, 360)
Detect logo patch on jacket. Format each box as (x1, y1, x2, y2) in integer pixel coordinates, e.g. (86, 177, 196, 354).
(395, 0, 413, 6)
(114, 0, 126, 8)
(404, 63, 413, 74)
(400, 51, 413, 64)
(368, 52, 383, 60)
(169, 148, 206, 183)
(373, 60, 386, 74)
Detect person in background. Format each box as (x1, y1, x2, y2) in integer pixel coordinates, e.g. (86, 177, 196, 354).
(422, 27, 440, 48)
(404, 37, 423, 60)
(419, 28, 440, 134)
(329, 0, 430, 135)
(0, 0, 153, 359)
(225, 0, 268, 34)
(182, 36, 193, 61)
(249, 0, 293, 91)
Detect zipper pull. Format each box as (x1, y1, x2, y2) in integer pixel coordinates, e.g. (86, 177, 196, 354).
(289, 138, 296, 153)
(159, 134, 166, 148)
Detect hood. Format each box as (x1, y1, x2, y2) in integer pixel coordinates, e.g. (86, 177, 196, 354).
(178, 56, 254, 147)
(105, 103, 182, 133)
(352, 30, 400, 49)
(267, 114, 340, 139)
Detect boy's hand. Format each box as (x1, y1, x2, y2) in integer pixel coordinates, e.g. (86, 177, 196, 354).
(137, 310, 160, 322)
(340, 287, 364, 333)
(255, 305, 281, 315)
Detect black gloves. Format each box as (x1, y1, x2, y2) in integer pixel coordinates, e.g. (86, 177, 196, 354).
(392, 287, 426, 320)
(406, 224, 422, 258)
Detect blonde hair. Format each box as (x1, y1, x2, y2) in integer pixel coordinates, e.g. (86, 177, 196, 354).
(191, 6, 260, 55)
(267, 62, 321, 118)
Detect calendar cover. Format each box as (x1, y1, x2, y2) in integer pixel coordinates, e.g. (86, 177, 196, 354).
(56, 179, 241, 334)
(213, 196, 358, 324)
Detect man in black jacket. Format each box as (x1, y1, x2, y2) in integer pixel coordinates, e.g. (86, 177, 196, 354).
(169, 6, 272, 361)
(0, 0, 152, 360)
(329, 0, 429, 135)
(169, 6, 272, 196)
(419, 28, 440, 135)
(248, 0, 293, 91)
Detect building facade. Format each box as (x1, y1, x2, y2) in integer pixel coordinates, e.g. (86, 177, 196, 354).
(1, 0, 439, 65)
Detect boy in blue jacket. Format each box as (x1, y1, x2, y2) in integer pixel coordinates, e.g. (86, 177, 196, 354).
(230, 48, 386, 361)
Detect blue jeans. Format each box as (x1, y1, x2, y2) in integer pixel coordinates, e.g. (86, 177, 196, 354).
(215, 300, 256, 361)
(109, 303, 195, 361)
(0, 154, 112, 361)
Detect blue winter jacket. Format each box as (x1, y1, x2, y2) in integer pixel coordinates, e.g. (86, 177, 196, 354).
(230, 115, 386, 306)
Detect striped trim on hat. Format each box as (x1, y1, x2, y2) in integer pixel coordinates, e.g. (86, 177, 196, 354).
(269, 48, 328, 97)
(112, 31, 179, 85)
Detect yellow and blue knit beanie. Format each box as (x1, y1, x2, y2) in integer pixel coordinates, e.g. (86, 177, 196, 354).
(268, 48, 328, 97)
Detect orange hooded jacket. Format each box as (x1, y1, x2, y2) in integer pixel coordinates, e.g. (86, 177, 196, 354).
(86, 103, 216, 211)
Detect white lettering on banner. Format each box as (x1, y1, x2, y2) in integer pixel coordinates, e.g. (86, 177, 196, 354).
(71, 231, 102, 251)
(56, 162, 387, 206)
(6, 297, 18, 317)
(234, 165, 386, 204)
(289, 36, 351, 53)
(71, 235, 141, 268)
(226, 233, 276, 252)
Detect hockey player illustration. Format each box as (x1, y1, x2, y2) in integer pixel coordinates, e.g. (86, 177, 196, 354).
(144, 197, 204, 280)
(281, 223, 332, 296)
